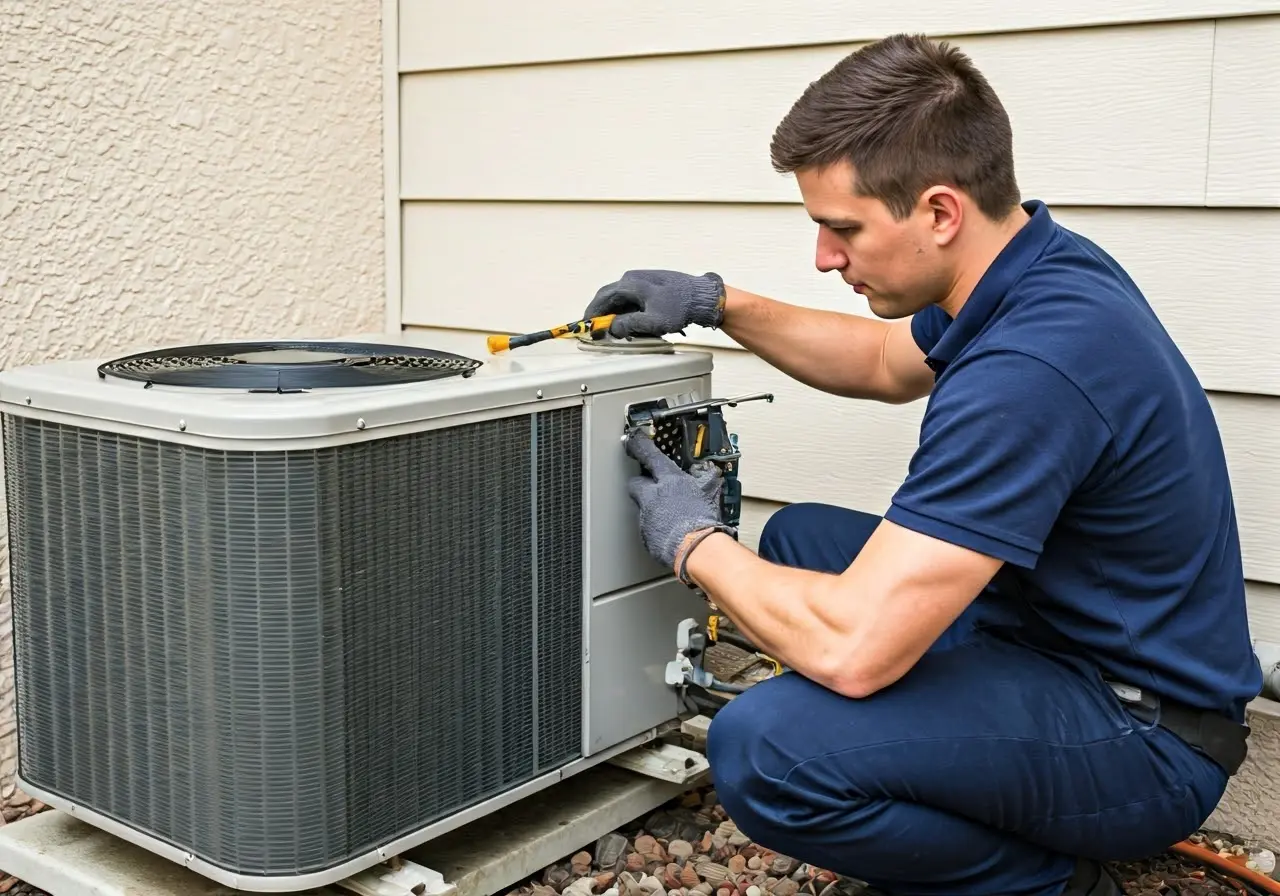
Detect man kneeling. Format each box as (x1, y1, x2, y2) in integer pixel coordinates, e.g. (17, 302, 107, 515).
(584, 32, 1260, 896)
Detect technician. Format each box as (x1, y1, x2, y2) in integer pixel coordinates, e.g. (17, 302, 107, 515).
(581, 33, 1261, 896)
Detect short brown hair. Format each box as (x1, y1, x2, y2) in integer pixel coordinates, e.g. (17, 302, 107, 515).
(770, 33, 1021, 220)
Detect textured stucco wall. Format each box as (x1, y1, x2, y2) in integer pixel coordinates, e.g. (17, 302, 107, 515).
(1207, 699, 1280, 848)
(0, 1, 385, 807)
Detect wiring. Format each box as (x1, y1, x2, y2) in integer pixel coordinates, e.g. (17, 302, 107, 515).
(708, 677, 750, 694)
(707, 616, 789, 676)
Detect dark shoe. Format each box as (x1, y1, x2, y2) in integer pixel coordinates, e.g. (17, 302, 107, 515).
(1061, 858, 1121, 896)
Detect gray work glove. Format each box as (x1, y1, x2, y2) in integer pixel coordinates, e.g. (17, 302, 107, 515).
(625, 429, 733, 570)
(585, 270, 727, 339)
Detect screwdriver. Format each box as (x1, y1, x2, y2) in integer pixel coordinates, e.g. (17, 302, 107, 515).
(486, 314, 617, 354)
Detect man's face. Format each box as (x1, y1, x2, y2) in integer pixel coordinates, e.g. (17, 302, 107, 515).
(795, 161, 954, 319)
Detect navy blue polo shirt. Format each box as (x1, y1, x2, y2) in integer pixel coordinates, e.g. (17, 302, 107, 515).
(886, 200, 1262, 722)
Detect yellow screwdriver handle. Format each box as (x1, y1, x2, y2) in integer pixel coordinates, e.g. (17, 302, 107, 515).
(486, 314, 616, 354)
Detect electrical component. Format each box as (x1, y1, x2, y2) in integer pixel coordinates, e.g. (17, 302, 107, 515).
(664, 617, 746, 695)
(623, 392, 773, 527)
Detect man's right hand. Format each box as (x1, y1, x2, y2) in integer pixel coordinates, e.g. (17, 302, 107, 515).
(584, 270, 727, 338)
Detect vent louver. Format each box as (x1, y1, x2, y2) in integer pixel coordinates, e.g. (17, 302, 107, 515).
(2, 405, 584, 878)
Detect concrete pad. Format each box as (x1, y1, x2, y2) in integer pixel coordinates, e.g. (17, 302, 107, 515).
(0, 760, 705, 896)
(0, 809, 300, 896)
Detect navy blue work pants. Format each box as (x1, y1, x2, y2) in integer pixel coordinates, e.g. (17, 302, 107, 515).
(705, 503, 1229, 896)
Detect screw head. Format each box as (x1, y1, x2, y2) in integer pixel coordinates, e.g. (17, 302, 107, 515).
(580, 383, 588, 393)
(356, 418, 366, 430)
(178, 420, 186, 431)
(536, 389, 543, 399)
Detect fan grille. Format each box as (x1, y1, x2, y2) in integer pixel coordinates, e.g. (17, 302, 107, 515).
(2, 406, 583, 878)
(96, 340, 482, 390)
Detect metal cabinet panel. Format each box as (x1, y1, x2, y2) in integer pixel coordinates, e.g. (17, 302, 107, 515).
(586, 577, 706, 755)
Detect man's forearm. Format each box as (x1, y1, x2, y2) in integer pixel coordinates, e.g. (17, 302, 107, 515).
(676, 517, 1002, 701)
(678, 531, 857, 694)
(720, 286, 908, 402)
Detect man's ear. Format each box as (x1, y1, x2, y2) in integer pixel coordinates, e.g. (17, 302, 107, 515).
(921, 187, 963, 247)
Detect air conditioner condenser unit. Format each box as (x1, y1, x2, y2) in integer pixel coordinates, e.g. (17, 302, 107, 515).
(0, 333, 771, 893)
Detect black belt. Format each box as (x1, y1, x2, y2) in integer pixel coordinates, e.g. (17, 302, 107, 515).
(1108, 680, 1250, 776)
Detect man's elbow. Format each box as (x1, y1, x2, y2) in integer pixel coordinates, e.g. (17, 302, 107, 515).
(815, 649, 910, 700)
(825, 671, 880, 699)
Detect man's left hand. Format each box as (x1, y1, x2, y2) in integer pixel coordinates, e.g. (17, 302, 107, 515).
(625, 430, 726, 570)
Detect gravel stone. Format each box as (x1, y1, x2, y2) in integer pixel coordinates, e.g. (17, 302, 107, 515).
(496, 783, 1280, 896)
(598, 832, 630, 872)
(669, 840, 694, 862)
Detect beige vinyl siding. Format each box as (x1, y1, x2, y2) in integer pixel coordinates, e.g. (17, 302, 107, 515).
(400, 23, 1221, 206)
(1247, 583, 1280, 645)
(1206, 17, 1280, 204)
(391, 11, 1280, 634)
(400, 202, 1280, 397)
(398, 0, 1280, 70)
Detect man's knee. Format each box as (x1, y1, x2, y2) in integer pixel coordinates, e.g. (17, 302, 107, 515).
(757, 503, 880, 570)
(704, 687, 760, 786)
(757, 503, 807, 562)
(704, 677, 843, 844)
(704, 686, 786, 841)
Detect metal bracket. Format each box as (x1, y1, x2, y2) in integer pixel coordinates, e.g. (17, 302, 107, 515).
(335, 858, 456, 896)
(624, 392, 774, 429)
(622, 392, 773, 529)
(664, 617, 714, 692)
(607, 741, 710, 786)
